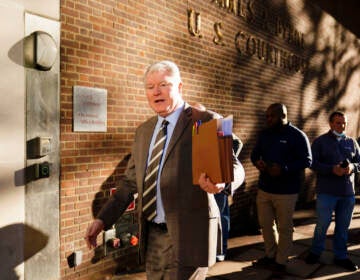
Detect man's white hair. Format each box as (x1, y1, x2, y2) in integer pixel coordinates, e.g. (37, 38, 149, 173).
(144, 60, 182, 83)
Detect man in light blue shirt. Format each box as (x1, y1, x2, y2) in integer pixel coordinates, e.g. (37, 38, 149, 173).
(85, 60, 244, 280)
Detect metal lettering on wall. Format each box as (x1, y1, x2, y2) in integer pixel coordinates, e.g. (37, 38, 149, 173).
(234, 31, 307, 73)
(188, 9, 202, 38)
(213, 22, 225, 46)
(187, 0, 308, 74)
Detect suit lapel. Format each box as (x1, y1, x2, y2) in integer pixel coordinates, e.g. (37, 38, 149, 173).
(138, 105, 193, 179)
(138, 117, 157, 186)
(163, 104, 193, 163)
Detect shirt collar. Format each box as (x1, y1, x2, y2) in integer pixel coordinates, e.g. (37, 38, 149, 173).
(157, 102, 184, 126)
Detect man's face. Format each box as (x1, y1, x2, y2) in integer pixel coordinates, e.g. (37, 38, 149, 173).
(330, 115, 347, 134)
(145, 70, 183, 117)
(265, 108, 282, 128)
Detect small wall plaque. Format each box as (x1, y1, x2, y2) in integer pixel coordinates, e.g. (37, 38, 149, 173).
(73, 86, 107, 132)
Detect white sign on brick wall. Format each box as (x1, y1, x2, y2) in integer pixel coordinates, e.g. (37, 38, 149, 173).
(73, 86, 107, 132)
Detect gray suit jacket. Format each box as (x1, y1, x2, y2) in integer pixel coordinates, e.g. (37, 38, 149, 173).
(97, 103, 241, 267)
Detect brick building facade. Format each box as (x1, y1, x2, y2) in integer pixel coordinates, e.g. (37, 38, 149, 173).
(58, 0, 360, 278)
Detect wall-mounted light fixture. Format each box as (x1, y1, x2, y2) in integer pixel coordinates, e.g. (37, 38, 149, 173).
(24, 31, 57, 71)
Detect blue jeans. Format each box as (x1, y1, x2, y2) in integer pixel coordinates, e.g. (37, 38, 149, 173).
(310, 194, 355, 259)
(214, 192, 230, 254)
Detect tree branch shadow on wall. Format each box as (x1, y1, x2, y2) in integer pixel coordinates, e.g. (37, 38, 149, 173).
(89, 154, 144, 274)
(88, 154, 131, 266)
(0, 223, 48, 280)
(89, 153, 131, 264)
(91, 153, 131, 218)
(227, 1, 360, 241)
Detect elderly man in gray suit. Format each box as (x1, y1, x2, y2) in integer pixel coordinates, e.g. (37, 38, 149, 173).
(85, 60, 243, 280)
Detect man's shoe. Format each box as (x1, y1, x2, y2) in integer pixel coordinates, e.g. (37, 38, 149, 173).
(334, 258, 358, 271)
(216, 254, 225, 262)
(252, 256, 275, 266)
(305, 252, 320, 264)
(270, 262, 286, 274)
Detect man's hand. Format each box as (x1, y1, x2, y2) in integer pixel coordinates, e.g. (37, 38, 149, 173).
(333, 163, 354, 176)
(198, 173, 225, 194)
(85, 219, 104, 249)
(344, 163, 354, 175)
(333, 164, 346, 176)
(266, 163, 282, 177)
(255, 159, 266, 171)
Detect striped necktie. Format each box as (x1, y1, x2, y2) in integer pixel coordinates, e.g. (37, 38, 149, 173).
(142, 120, 169, 221)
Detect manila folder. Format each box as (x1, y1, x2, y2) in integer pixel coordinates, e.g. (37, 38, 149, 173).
(192, 119, 234, 184)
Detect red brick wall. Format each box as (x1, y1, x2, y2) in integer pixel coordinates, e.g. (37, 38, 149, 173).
(60, 0, 360, 278)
